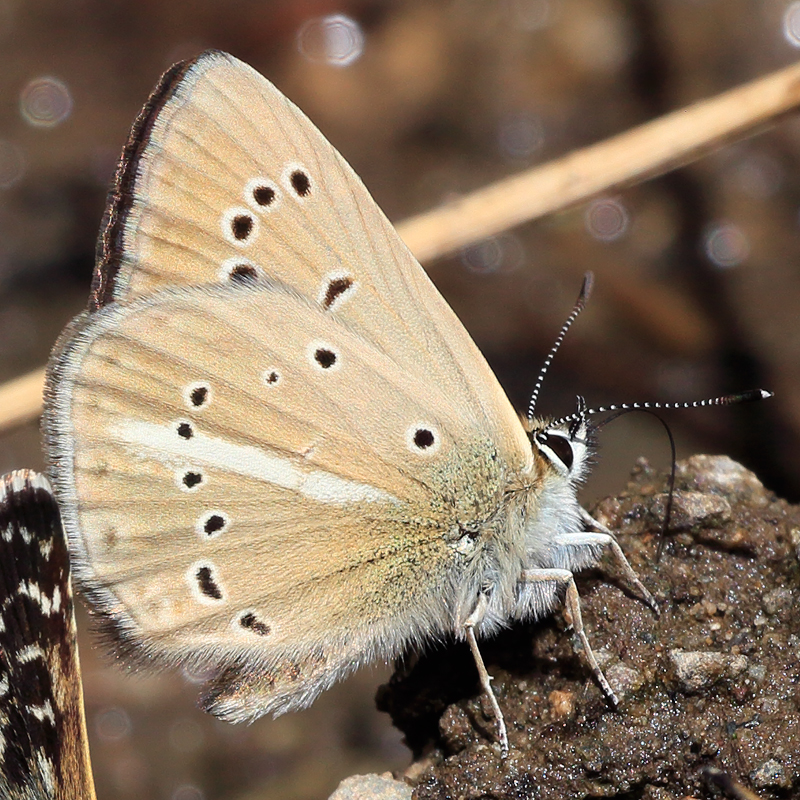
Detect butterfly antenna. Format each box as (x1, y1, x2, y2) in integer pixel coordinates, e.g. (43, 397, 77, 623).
(548, 389, 773, 430)
(527, 272, 594, 421)
(550, 389, 772, 560)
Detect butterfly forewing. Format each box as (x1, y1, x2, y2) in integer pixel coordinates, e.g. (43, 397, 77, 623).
(45, 51, 536, 720)
(0, 471, 95, 800)
(95, 51, 528, 459)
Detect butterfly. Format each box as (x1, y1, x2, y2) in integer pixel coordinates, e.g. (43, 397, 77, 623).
(41, 50, 659, 755)
(0, 470, 95, 800)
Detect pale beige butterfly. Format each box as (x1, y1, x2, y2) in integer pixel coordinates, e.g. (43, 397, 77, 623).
(42, 50, 659, 754)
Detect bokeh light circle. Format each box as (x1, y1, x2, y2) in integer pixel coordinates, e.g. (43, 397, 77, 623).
(297, 14, 364, 67)
(703, 222, 749, 268)
(498, 111, 545, 159)
(94, 707, 132, 742)
(783, 2, 800, 47)
(585, 198, 630, 242)
(19, 77, 73, 127)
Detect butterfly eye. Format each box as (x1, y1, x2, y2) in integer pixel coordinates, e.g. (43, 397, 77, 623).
(535, 432, 574, 471)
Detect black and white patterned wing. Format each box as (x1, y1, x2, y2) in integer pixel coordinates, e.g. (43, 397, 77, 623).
(0, 471, 95, 800)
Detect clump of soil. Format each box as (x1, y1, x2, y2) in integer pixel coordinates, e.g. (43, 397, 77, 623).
(378, 455, 800, 800)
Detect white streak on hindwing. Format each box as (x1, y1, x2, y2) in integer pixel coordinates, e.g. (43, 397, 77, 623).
(111, 418, 399, 506)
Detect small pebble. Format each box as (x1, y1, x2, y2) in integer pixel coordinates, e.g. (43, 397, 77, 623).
(328, 774, 413, 800)
(548, 689, 576, 719)
(669, 649, 748, 692)
(678, 455, 766, 503)
(751, 759, 789, 789)
(605, 664, 644, 701)
(758, 697, 780, 715)
(651, 490, 731, 530)
(641, 786, 678, 800)
(791, 528, 800, 561)
(762, 588, 793, 616)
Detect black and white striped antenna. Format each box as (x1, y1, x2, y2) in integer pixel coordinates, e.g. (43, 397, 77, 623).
(550, 390, 774, 431)
(527, 271, 594, 421)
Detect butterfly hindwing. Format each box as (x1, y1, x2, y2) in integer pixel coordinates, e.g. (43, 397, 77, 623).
(0, 471, 95, 800)
(46, 278, 537, 719)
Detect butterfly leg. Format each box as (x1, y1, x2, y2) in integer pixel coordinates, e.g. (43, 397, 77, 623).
(463, 593, 509, 757)
(565, 512, 659, 613)
(520, 568, 619, 707)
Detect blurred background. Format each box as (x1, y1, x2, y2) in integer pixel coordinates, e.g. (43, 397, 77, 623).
(1, 1, 800, 798)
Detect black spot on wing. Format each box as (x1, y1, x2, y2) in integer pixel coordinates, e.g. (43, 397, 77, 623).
(204, 515, 225, 536)
(196, 566, 223, 600)
(190, 386, 208, 407)
(239, 611, 271, 636)
(229, 263, 258, 282)
(231, 214, 254, 241)
(323, 276, 354, 309)
(414, 428, 435, 449)
(290, 170, 311, 197)
(253, 185, 276, 206)
(315, 348, 337, 369)
(183, 472, 202, 489)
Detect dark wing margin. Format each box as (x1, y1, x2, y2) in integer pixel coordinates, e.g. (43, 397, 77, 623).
(0, 470, 95, 800)
(90, 53, 208, 311)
